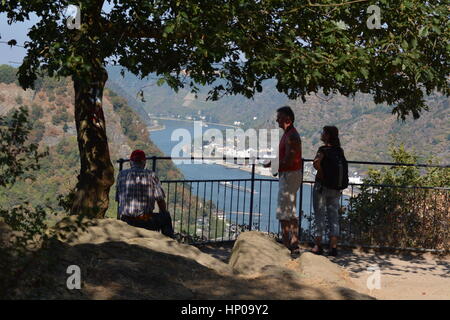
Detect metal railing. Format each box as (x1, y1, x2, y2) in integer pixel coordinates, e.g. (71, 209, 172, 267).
(116, 156, 450, 251)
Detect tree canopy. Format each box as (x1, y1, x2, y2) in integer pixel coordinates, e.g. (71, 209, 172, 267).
(2, 0, 449, 119)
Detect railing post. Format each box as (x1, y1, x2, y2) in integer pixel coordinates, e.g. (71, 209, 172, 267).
(298, 158, 304, 242)
(152, 156, 157, 172)
(249, 162, 256, 231)
(117, 158, 124, 220)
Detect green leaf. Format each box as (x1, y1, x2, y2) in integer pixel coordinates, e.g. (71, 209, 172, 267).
(401, 40, 409, 50)
(164, 24, 175, 35)
(431, 25, 441, 34)
(392, 57, 401, 66)
(418, 26, 429, 38)
(360, 68, 369, 79)
(334, 20, 348, 30)
(156, 78, 165, 86)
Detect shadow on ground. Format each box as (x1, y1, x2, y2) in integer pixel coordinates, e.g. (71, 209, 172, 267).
(15, 240, 371, 300)
(329, 248, 450, 279)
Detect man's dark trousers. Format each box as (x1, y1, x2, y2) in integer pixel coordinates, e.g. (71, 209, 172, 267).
(121, 211, 174, 238)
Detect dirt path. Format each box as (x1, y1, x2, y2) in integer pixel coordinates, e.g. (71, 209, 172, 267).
(196, 243, 450, 300)
(330, 249, 450, 300)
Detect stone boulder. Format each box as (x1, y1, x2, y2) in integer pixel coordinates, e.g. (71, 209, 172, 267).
(297, 252, 355, 288)
(54, 216, 231, 275)
(228, 231, 373, 299)
(228, 231, 292, 275)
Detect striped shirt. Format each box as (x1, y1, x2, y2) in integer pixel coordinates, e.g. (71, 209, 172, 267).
(116, 164, 165, 218)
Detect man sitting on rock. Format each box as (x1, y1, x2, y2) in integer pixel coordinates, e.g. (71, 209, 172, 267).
(116, 150, 174, 238)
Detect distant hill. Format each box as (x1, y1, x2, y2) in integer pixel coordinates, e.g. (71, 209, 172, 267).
(106, 66, 288, 128)
(106, 71, 153, 126)
(107, 67, 449, 163)
(287, 93, 449, 162)
(0, 65, 183, 218)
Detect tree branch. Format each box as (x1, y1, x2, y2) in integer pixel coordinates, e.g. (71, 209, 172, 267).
(284, 0, 369, 14)
(306, 0, 369, 7)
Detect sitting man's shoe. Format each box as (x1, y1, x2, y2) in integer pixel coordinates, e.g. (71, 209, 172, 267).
(329, 247, 338, 257)
(289, 246, 301, 258)
(310, 245, 324, 255)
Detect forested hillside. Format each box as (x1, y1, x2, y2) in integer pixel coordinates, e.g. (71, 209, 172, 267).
(288, 93, 449, 162)
(0, 65, 182, 219)
(107, 67, 449, 163)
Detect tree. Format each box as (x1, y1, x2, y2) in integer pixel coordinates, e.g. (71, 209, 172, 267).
(0, 109, 68, 298)
(0, 64, 17, 84)
(1, 0, 448, 217)
(0, 107, 46, 188)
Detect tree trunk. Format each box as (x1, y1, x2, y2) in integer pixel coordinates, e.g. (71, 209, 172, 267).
(70, 67, 114, 218)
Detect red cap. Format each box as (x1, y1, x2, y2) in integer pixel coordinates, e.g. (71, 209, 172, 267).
(130, 150, 146, 162)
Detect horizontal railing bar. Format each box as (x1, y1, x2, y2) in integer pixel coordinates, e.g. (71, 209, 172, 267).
(118, 156, 267, 162)
(305, 158, 450, 168)
(300, 180, 450, 191)
(117, 156, 450, 169)
(161, 179, 278, 183)
(160, 177, 450, 189)
(161, 179, 449, 190)
(346, 184, 450, 191)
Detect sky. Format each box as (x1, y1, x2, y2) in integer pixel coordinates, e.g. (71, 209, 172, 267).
(0, 13, 32, 65)
(0, 2, 116, 66)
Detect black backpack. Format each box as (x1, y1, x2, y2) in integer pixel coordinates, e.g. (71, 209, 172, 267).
(320, 146, 349, 190)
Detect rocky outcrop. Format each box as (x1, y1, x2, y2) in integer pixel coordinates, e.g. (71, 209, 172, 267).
(228, 231, 291, 275)
(8, 218, 373, 300)
(55, 216, 231, 275)
(228, 230, 372, 299)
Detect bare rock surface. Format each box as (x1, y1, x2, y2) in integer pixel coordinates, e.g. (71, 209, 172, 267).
(228, 231, 368, 298)
(297, 252, 355, 288)
(54, 216, 232, 275)
(228, 231, 291, 275)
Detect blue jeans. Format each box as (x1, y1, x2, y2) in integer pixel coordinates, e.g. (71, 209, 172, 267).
(313, 182, 341, 238)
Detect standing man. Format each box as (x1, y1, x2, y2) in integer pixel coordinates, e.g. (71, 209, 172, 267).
(264, 106, 302, 254)
(116, 150, 174, 238)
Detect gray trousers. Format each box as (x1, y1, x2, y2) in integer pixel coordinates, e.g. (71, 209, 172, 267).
(312, 181, 341, 238)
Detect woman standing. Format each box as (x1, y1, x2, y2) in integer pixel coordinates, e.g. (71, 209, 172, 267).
(312, 126, 347, 256)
